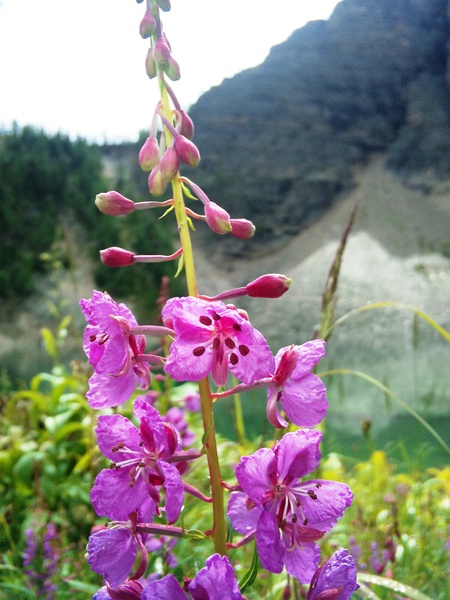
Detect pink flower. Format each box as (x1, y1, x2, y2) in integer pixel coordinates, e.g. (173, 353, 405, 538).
(80, 291, 151, 408)
(90, 399, 184, 523)
(228, 430, 353, 583)
(267, 341, 328, 428)
(162, 297, 274, 387)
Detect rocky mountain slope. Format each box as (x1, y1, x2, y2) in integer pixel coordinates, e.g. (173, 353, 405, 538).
(188, 0, 450, 260)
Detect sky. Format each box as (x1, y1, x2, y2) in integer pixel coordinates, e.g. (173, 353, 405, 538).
(0, 0, 341, 143)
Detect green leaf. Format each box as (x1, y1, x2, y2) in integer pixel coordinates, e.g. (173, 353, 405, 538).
(238, 542, 259, 593)
(40, 327, 57, 359)
(357, 573, 434, 600)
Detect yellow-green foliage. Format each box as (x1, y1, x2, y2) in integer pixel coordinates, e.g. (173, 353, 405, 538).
(321, 450, 450, 599)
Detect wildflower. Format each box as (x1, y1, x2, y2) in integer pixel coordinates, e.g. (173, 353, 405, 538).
(306, 548, 359, 600)
(142, 553, 243, 599)
(228, 429, 353, 583)
(162, 296, 274, 387)
(266, 341, 328, 428)
(212, 339, 328, 429)
(80, 291, 154, 408)
(90, 399, 185, 522)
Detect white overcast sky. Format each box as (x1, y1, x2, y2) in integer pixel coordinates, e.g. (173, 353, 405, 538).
(0, 0, 340, 143)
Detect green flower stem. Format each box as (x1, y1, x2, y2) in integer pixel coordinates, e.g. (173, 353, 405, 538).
(159, 78, 226, 555)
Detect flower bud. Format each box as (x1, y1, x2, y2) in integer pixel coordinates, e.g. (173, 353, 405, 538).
(174, 135, 200, 167)
(100, 247, 135, 267)
(156, 0, 171, 11)
(246, 274, 292, 298)
(159, 146, 179, 181)
(204, 202, 232, 234)
(95, 191, 135, 216)
(139, 136, 160, 171)
(178, 109, 194, 139)
(139, 10, 156, 39)
(145, 47, 157, 79)
(165, 57, 181, 81)
(230, 218, 255, 239)
(148, 165, 167, 196)
(153, 37, 171, 70)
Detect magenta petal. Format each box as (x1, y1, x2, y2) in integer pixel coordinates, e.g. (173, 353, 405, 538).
(266, 386, 289, 429)
(307, 548, 359, 600)
(281, 373, 328, 427)
(298, 479, 354, 531)
(164, 337, 212, 382)
(227, 491, 262, 535)
(256, 510, 284, 573)
(275, 429, 322, 481)
(283, 539, 320, 584)
(96, 414, 141, 460)
(90, 468, 149, 520)
(157, 460, 184, 524)
(87, 527, 137, 588)
(142, 574, 186, 600)
(289, 339, 326, 376)
(229, 328, 275, 385)
(236, 447, 276, 504)
(86, 370, 138, 409)
(188, 554, 243, 600)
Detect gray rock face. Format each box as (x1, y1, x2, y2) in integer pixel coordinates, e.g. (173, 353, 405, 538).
(188, 0, 450, 259)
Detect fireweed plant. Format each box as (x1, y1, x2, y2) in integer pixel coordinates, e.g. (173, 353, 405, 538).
(81, 1, 359, 598)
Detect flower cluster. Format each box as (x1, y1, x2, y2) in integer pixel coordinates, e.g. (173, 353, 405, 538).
(79, 1, 359, 598)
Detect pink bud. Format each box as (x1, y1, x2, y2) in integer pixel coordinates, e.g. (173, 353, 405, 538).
(156, 0, 171, 10)
(139, 136, 160, 171)
(148, 165, 167, 196)
(246, 274, 292, 298)
(145, 48, 157, 79)
(165, 57, 181, 81)
(204, 202, 232, 234)
(159, 146, 179, 181)
(100, 247, 135, 267)
(153, 37, 171, 69)
(175, 135, 200, 167)
(178, 109, 194, 139)
(230, 218, 255, 239)
(139, 10, 156, 39)
(95, 191, 135, 216)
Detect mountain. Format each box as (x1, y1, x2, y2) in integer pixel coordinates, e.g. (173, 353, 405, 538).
(188, 0, 450, 260)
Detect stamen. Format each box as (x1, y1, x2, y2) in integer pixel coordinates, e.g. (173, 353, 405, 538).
(199, 315, 212, 326)
(212, 338, 220, 351)
(238, 344, 249, 356)
(212, 311, 221, 321)
(307, 490, 318, 500)
(232, 323, 242, 331)
(193, 346, 206, 356)
(230, 353, 238, 365)
(225, 338, 235, 349)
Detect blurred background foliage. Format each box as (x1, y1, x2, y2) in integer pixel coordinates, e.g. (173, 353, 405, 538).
(0, 126, 185, 318)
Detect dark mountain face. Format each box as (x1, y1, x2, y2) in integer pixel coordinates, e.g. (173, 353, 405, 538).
(187, 0, 450, 259)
